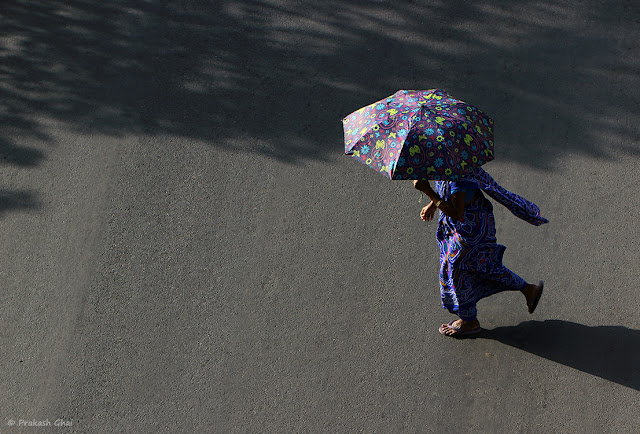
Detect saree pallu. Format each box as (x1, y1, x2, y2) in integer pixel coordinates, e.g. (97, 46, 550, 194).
(435, 181, 527, 321)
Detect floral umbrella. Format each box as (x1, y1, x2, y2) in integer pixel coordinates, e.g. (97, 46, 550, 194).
(343, 89, 494, 180)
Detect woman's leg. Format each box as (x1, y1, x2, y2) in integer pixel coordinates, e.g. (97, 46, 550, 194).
(439, 276, 482, 336)
(471, 268, 543, 313)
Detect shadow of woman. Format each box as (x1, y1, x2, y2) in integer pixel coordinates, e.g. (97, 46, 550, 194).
(480, 320, 640, 391)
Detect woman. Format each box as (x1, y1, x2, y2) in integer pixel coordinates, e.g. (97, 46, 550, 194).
(413, 169, 546, 337)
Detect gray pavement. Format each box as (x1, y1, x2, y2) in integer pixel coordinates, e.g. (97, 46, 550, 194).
(1, 0, 639, 432)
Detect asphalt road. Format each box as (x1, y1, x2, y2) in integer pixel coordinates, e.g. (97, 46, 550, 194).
(2, 1, 639, 432)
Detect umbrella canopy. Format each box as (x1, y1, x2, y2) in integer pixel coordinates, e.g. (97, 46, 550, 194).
(343, 89, 494, 180)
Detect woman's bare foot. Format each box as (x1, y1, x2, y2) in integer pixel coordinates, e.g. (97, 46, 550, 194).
(439, 318, 481, 337)
(521, 281, 544, 314)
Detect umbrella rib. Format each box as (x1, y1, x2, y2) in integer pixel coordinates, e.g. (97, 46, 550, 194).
(388, 106, 422, 178)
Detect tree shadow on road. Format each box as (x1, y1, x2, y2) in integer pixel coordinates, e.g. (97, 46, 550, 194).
(1, 138, 44, 168)
(0, 190, 40, 216)
(481, 320, 640, 391)
(1, 0, 639, 171)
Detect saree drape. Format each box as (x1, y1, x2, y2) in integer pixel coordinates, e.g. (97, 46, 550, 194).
(434, 170, 547, 320)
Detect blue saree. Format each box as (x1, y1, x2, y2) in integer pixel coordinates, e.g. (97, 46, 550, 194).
(434, 168, 547, 321)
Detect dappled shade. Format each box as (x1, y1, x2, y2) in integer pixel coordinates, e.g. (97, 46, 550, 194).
(1, 0, 639, 171)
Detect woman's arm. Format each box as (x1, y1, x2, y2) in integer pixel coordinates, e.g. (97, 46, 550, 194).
(413, 180, 466, 221)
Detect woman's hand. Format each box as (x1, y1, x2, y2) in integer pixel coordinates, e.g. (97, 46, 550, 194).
(420, 202, 438, 222)
(413, 179, 434, 194)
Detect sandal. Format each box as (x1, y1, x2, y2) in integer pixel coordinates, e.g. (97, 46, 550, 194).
(439, 320, 482, 338)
